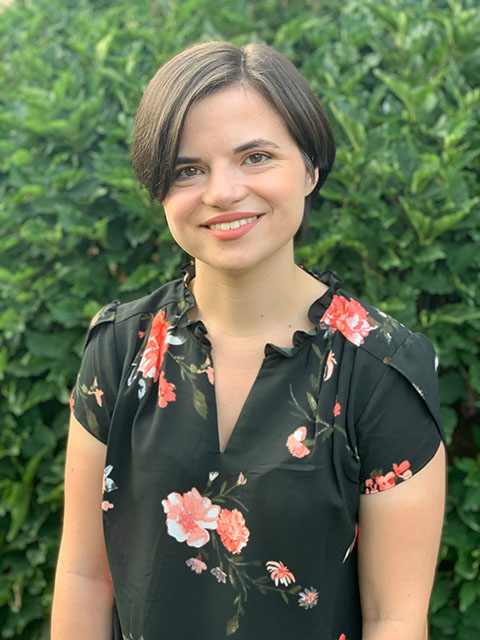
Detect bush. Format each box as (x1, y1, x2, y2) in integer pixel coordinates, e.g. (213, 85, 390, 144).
(0, 0, 478, 637)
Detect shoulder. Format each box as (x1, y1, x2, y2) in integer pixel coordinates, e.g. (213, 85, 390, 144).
(322, 288, 442, 430)
(322, 288, 412, 362)
(89, 277, 187, 333)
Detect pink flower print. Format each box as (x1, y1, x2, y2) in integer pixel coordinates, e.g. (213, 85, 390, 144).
(185, 557, 207, 574)
(69, 389, 75, 412)
(337, 635, 347, 640)
(333, 400, 341, 417)
(209, 471, 219, 482)
(87, 376, 104, 407)
(413, 383, 424, 398)
(323, 350, 337, 381)
(90, 309, 101, 328)
(298, 586, 318, 609)
(237, 472, 247, 485)
(343, 524, 359, 563)
(216, 508, 250, 554)
(198, 356, 215, 385)
(286, 427, 311, 458)
(393, 460, 412, 480)
(162, 487, 220, 548)
(321, 295, 376, 346)
(158, 371, 176, 408)
(266, 560, 296, 587)
(138, 311, 170, 382)
(376, 471, 396, 491)
(365, 478, 378, 494)
(138, 330, 145, 339)
(101, 501, 114, 511)
(210, 566, 227, 583)
(103, 465, 117, 493)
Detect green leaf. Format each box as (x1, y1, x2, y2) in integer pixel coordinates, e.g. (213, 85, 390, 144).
(226, 614, 239, 636)
(192, 386, 207, 420)
(459, 581, 480, 613)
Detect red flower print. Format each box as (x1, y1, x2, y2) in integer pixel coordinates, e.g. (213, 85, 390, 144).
(101, 500, 114, 511)
(286, 426, 311, 458)
(87, 376, 104, 407)
(185, 557, 207, 574)
(298, 586, 318, 609)
(323, 350, 337, 381)
(138, 330, 145, 339)
(376, 471, 396, 491)
(393, 460, 412, 480)
(333, 400, 341, 417)
(216, 508, 250, 554)
(138, 311, 170, 382)
(158, 371, 176, 408)
(365, 478, 378, 494)
(321, 295, 376, 346)
(162, 487, 221, 548)
(266, 560, 296, 587)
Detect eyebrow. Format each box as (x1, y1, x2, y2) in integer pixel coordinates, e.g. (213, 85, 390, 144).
(175, 138, 281, 166)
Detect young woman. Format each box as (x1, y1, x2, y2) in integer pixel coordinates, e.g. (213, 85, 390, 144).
(52, 41, 446, 640)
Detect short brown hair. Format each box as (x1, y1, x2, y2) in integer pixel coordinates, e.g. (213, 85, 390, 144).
(132, 41, 336, 242)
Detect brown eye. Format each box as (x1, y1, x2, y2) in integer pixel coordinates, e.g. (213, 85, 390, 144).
(246, 152, 270, 165)
(175, 166, 200, 180)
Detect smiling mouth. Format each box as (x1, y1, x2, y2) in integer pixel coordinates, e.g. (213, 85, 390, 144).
(206, 216, 259, 231)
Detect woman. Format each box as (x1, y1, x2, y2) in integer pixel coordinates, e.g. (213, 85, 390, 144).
(52, 41, 446, 640)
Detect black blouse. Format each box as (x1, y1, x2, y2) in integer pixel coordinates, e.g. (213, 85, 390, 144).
(71, 267, 445, 640)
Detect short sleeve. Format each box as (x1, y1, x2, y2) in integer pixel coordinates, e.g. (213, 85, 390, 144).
(356, 332, 446, 494)
(71, 302, 120, 444)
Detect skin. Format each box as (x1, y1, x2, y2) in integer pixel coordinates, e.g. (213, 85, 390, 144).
(52, 82, 446, 639)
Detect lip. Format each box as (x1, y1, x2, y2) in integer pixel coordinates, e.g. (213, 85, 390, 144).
(202, 215, 263, 241)
(202, 212, 264, 226)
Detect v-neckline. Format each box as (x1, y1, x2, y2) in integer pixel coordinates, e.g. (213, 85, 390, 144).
(209, 348, 269, 456)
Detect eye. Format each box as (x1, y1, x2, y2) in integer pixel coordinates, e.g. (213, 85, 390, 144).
(175, 166, 201, 180)
(245, 152, 271, 165)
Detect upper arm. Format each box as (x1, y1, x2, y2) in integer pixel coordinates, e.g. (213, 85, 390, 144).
(56, 413, 112, 585)
(358, 442, 446, 625)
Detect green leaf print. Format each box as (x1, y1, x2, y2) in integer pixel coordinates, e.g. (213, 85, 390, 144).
(192, 386, 207, 420)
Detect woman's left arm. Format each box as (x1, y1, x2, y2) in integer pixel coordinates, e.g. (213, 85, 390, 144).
(358, 443, 447, 640)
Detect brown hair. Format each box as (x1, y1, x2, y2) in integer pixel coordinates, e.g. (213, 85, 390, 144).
(132, 41, 336, 242)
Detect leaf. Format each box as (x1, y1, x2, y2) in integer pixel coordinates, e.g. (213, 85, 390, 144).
(226, 614, 239, 636)
(95, 32, 115, 63)
(192, 386, 207, 420)
(280, 590, 289, 604)
(459, 581, 480, 613)
(307, 392, 317, 415)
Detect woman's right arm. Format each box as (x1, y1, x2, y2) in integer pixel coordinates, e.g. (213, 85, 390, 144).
(51, 414, 114, 639)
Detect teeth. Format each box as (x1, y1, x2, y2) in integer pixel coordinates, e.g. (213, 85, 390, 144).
(208, 216, 258, 230)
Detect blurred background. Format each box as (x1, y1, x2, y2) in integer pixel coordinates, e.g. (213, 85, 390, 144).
(0, 0, 479, 637)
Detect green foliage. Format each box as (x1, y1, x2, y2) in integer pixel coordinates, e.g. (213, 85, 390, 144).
(0, 0, 478, 637)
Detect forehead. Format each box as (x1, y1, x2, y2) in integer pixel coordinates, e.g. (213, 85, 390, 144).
(178, 84, 295, 153)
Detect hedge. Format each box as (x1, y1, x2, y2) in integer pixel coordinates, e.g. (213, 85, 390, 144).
(0, 0, 479, 637)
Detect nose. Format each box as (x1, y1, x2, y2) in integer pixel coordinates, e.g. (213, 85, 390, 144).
(201, 164, 248, 209)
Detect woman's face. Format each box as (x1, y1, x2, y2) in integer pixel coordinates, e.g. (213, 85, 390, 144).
(162, 84, 318, 273)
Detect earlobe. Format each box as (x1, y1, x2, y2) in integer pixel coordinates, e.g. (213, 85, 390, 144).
(305, 167, 319, 196)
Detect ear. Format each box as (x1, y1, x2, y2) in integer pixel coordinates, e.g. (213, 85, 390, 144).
(305, 167, 319, 197)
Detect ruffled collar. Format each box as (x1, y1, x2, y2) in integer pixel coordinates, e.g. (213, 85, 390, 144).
(174, 262, 342, 357)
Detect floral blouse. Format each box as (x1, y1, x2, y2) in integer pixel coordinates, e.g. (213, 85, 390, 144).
(71, 266, 445, 640)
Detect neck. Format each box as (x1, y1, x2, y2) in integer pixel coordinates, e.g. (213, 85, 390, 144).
(188, 247, 327, 340)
